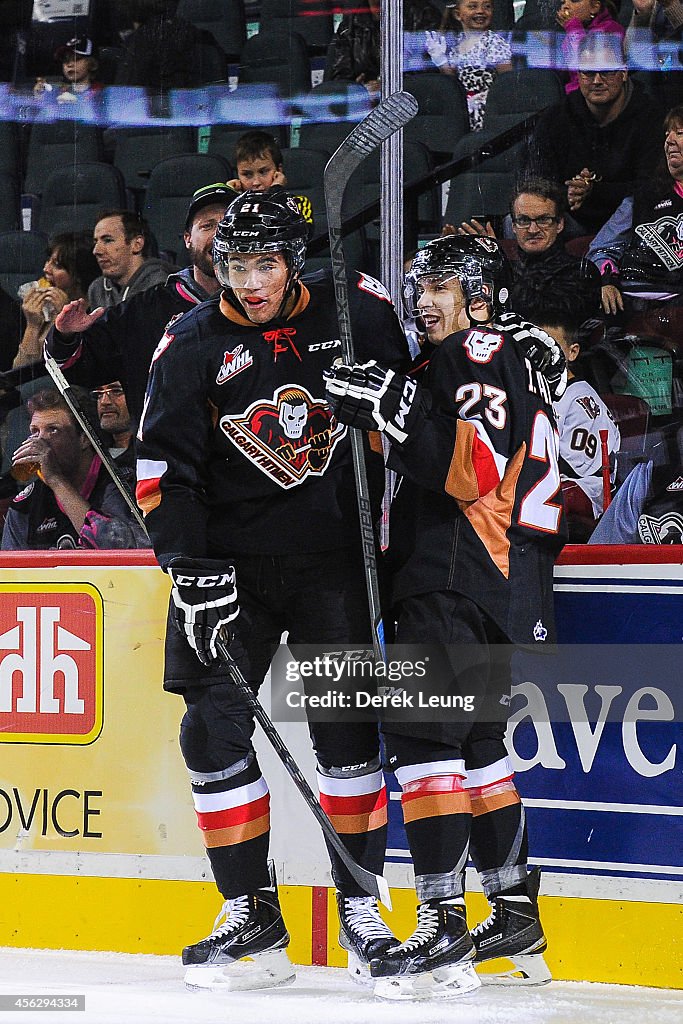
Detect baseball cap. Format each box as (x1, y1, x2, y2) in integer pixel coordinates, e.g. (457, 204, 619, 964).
(55, 36, 94, 61)
(185, 182, 238, 230)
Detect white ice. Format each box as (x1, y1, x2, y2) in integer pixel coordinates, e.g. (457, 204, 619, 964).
(1, 948, 682, 1024)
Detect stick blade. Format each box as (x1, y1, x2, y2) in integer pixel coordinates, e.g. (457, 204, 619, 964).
(324, 90, 419, 179)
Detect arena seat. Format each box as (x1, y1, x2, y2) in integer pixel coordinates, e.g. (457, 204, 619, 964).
(23, 123, 102, 198)
(0, 230, 48, 303)
(239, 27, 312, 97)
(36, 163, 127, 237)
(176, 0, 247, 61)
(143, 153, 231, 264)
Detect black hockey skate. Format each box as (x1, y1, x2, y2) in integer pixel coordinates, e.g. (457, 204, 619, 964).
(471, 867, 551, 986)
(183, 872, 294, 991)
(336, 893, 399, 987)
(370, 899, 481, 1001)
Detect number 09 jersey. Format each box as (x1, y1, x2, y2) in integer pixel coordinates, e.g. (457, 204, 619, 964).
(387, 324, 567, 646)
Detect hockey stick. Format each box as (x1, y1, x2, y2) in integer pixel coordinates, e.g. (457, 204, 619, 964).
(214, 631, 392, 910)
(324, 90, 418, 663)
(44, 354, 149, 536)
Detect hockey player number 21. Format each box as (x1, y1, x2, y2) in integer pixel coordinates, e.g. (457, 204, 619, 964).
(518, 411, 562, 534)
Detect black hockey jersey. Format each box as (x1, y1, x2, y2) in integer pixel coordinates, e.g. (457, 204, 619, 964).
(619, 187, 683, 295)
(387, 323, 566, 645)
(136, 269, 410, 564)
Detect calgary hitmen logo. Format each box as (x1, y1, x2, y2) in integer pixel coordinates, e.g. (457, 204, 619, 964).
(220, 384, 346, 489)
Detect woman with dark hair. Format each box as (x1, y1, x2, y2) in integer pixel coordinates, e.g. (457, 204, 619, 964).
(13, 231, 100, 369)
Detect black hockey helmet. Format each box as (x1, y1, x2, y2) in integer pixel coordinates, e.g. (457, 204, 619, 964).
(212, 187, 309, 289)
(404, 235, 512, 324)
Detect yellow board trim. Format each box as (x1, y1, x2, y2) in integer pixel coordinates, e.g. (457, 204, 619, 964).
(3, 875, 679, 990)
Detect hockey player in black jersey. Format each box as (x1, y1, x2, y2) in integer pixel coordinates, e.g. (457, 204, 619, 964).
(135, 188, 410, 991)
(325, 236, 564, 999)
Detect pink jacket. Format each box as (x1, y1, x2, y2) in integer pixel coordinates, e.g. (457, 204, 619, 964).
(562, 9, 626, 94)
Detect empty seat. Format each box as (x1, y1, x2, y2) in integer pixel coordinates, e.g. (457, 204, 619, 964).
(111, 127, 197, 205)
(0, 123, 21, 182)
(0, 173, 19, 233)
(176, 0, 247, 60)
(261, 0, 335, 53)
(403, 72, 470, 163)
(444, 170, 516, 229)
(281, 146, 330, 194)
(239, 28, 312, 97)
(143, 153, 231, 264)
(0, 230, 48, 302)
(36, 163, 127, 237)
(24, 123, 102, 197)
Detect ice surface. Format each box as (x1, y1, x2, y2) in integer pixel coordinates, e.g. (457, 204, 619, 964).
(1, 948, 681, 1024)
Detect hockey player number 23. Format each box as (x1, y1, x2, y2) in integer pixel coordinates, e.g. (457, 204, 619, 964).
(518, 411, 562, 534)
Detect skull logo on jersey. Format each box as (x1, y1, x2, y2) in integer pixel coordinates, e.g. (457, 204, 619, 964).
(463, 328, 504, 364)
(220, 385, 346, 489)
(635, 213, 683, 270)
(638, 512, 683, 544)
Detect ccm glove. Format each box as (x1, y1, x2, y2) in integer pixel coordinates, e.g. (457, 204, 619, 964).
(168, 557, 239, 667)
(495, 312, 568, 399)
(324, 360, 419, 444)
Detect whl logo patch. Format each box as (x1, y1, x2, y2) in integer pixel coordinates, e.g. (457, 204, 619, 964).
(216, 344, 253, 385)
(0, 584, 104, 744)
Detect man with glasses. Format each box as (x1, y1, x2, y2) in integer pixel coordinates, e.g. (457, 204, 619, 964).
(526, 39, 661, 235)
(2, 386, 145, 550)
(452, 178, 603, 316)
(94, 381, 135, 491)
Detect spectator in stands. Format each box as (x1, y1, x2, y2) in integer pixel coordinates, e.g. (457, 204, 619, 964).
(227, 131, 287, 194)
(324, 0, 381, 97)
(89, 210, 176, 310)
(556, 0, 624, 94)
(13, 231, 101, 370)
(425, 0, 512, 130)
(519, 288, 620, 540)
(54, 36, 103, 101)
(449, 177, 606, 314)
(46, 183, 236, 422)
(114, 0, 205, 92)
(590, 459, 683, 543)
(94, 380, 136, 492)
(625, 0, 683, 116)
(588, 105, 683, 317)
(526, 36, 662, 236)
(2, 387, 146, 550)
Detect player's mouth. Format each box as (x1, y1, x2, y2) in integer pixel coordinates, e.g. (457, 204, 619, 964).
(421, 313, 440, 330)
(243, 296, 267, 307)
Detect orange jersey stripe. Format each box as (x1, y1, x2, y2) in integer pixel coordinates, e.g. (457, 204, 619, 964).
(202, 812, 270, 848)
(326, 805, 388, 835)
(401, 791, 471, 824)
(470, 789, 520, 817)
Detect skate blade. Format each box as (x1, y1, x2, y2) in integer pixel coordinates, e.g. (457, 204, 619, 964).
(345, 950, 373, 989)
(374, 961, 481, 1001)
(476, 953, 552, 987)
(184, 948, 296, 992)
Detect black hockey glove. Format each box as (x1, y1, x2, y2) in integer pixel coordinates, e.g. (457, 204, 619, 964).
(323, 360, 419, 444)
(495, 312, 568, 399)
(167, 557, 239, 667)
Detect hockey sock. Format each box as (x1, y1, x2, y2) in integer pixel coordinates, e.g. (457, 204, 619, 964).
(398, 770, 472, 901)
(467, 775, 529, 898)
(190, 755, 271, 899)
(317, 761, 387, 897)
